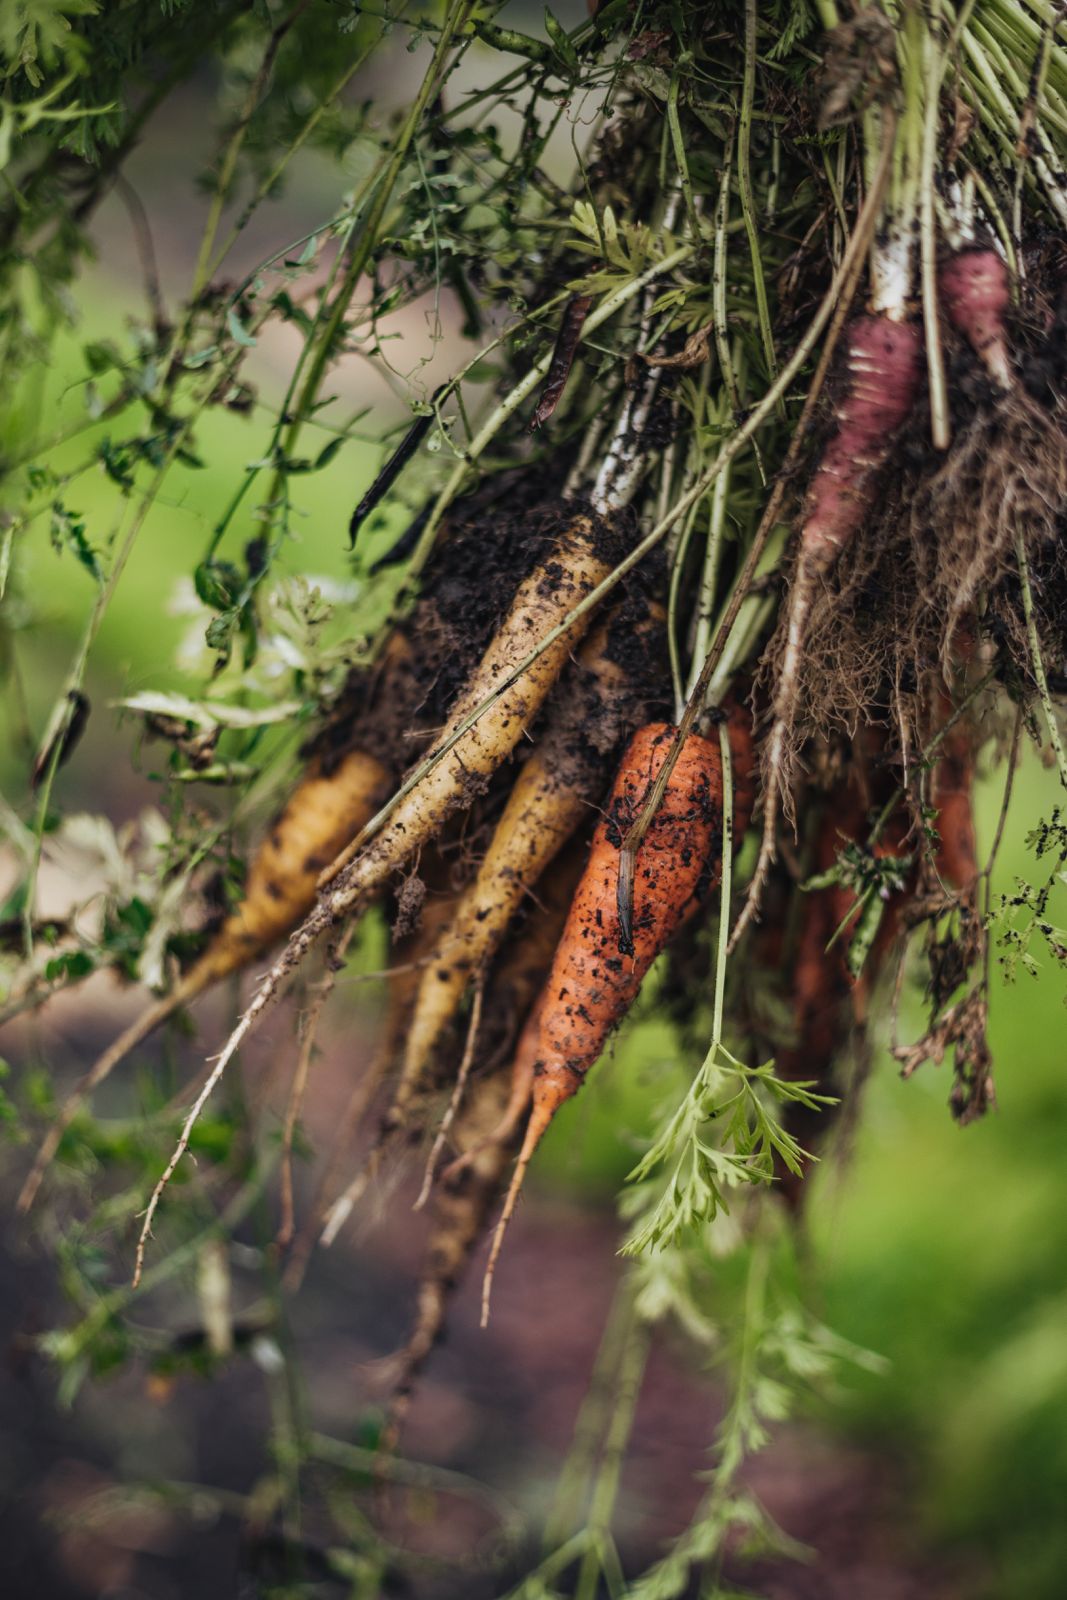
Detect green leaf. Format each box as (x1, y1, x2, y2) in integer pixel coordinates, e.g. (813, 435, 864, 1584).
(544, 8, 579, 74)
(98, 439, 135, 490)
(205, 608, 240, 655)
(116, 690, 303, 730)
(314, 435, 344, 470)
(194, 559, 242, 611)
(83, 338, 121, 374)
(845, 891, 886, 981)
(49, 503, 101, 580)
(226, 307, 257, 348)
(44, 949, 94, 983)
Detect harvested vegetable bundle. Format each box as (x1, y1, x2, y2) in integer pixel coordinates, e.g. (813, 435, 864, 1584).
(10, 1, 1067, 1587)
(131, 508, 633, 1279)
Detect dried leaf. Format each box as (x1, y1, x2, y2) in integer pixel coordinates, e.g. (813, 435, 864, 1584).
(643, 322, 713, 371)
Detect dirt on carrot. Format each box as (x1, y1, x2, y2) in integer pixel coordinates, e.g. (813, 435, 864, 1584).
(481, 710, 757, 1316)
(389, 591, 667, 1131)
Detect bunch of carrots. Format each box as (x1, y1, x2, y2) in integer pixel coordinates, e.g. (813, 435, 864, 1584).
(6, 1, 1067, 1441)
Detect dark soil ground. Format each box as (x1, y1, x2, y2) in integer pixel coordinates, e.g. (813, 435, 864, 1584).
(0, 985, 974, 1600)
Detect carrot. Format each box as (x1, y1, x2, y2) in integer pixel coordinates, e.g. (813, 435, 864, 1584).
(390, 601, 661, 1131)
(133, 514, 625, 1284)
(317, 509, 622, 897)
(774, 935, 850, 1207)
(16, 744, 391, 1214)
(434, 831, 594, 1185)
(769, 796, 861, 1210)
(383, 839, 590, 1443)
(738, 313, 924, 938)
(328, 826, 593, 1239)
(934, 245, 1067, 674)
(383, 1046, 516, 1453)
(481, 713, 756, 1320)
(939, 247, 1013, 392)
(16, 504, 504, 1137)
(773, 758, 910, 1209)
(439, 995, 543, 1188)
(930, 694, 979, 895)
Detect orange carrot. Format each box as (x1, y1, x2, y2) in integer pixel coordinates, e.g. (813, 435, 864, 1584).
(390, 599, 663, 1132)
(481, 713, 755, 1319)
(433, 832, 595, 1185)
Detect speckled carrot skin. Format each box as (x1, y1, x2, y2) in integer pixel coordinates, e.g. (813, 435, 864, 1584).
(481, 709, 756, 1318)
(316, 512, 621, 903)
(533, 710, 754, 1106)
(203, 749, 391, 979)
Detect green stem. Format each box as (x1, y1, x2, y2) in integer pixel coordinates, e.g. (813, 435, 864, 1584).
(268, 0, 473, 501)
(189, 0, 313, 303)
(204, 17, 393, 280)
(401, 241, 696, 582)
(712, 124, 742, 421)
(685, 453, 730, 702)
(20, 442, 189, 958)
(667, 71, 701, 240)
(739, 0, 780, 397)
(574, 1315, 651, 1600)
(46, 1155, 277, 1371)
(711, 1228, 771, 1490)
(959, 154, 1018, 274)
(668, 492, 705, 720)
(920, 0, 951, 450)
(1016, 533, 1067, 791)
(712, 717, 735, 1045)
(960, 23, 1067, 221)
